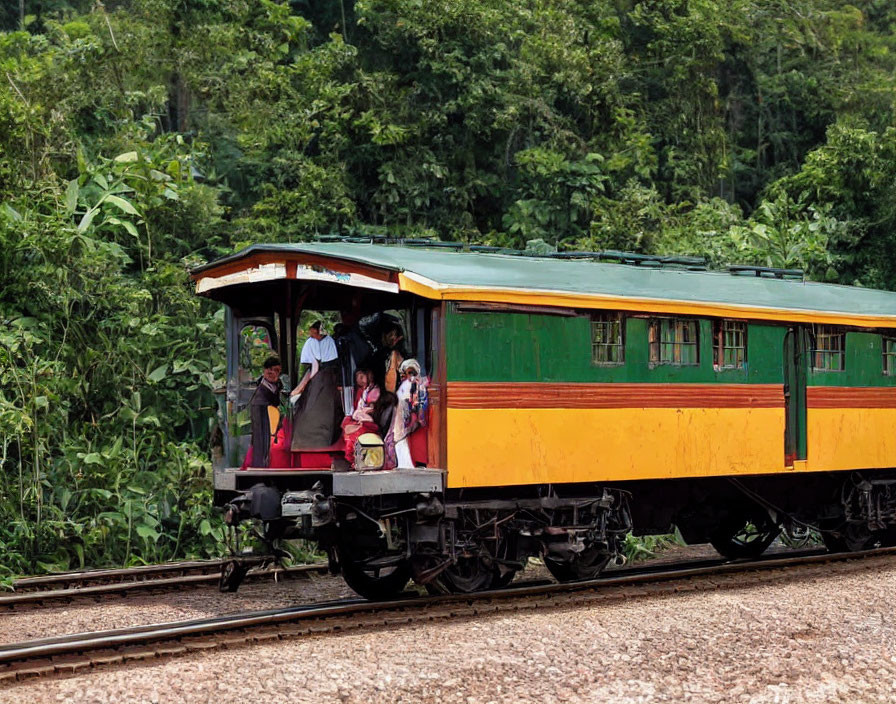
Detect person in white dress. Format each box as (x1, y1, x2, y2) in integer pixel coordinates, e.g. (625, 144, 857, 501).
(290, 321, 342, 449)
(391, 358, 427, 468)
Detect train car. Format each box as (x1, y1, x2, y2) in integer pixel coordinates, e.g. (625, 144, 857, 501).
(191, 240, 896, 598)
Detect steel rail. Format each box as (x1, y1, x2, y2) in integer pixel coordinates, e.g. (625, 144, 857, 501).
(12, 561, 232, 592)
(1, 546, 893, 682)
(1, 563, 329, 609)
(12, 560, 328, 592)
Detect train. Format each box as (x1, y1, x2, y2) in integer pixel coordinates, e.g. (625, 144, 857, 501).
(191, 239, 896, 598)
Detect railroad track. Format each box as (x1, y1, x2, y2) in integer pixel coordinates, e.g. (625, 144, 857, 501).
(2, 546, 893, 683)
(2, 561, 329, 609)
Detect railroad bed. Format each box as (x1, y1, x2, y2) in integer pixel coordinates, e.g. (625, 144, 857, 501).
(2, 561, 329, 610)
(2, 546, 893, 684)
(0, 543, 722, 610)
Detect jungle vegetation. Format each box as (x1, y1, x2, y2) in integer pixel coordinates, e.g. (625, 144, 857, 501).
(2, 0, 896, 580)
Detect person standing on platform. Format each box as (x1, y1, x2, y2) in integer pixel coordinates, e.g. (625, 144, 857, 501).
(290, 321, 342, 449)
(381, 323, 406, 393)
(392, 358, 428, 468)
(248, 355, 283, 468)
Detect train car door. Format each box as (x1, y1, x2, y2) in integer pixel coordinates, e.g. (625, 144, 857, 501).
(783, 326, 809, 467)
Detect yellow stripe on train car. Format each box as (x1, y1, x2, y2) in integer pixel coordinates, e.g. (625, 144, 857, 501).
(807, 408, 896, 472)
(445, 407, 787, 488)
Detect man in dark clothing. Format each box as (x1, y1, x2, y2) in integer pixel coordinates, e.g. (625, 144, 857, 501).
(249, 355, 283, 468)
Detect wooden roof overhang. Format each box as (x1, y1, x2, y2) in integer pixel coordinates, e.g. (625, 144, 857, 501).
(190, 247, 406, 316)
(192, 243, 896, 329)
(192, 250, 399, 296)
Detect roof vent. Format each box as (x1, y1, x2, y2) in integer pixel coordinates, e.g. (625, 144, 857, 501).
(545, 250, 706, 270)
(469, 245, 521, 255)
(320, 234, 466, 249)
(312, 236, 707, 270)
(728, 265, 804, 281)
(317, 234, 354, 243)
(402, 239, 463, 250)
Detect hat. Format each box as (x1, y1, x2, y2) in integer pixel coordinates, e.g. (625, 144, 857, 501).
(399, 358, 421, 376)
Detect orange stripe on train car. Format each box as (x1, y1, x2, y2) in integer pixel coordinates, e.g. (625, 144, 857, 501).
(446, 382, 785, 409)
(806, 386, 896, 409)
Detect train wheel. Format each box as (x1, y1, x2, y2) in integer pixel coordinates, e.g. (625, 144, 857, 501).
(340, 556, 412, 601)
(821, 524, 877, 553)
(709, 516, 780, 560)
(436, 556, 495, 593)
(492, 567, 518, 588)
(490, 535, 522, 588)
(779, 524, 815, 549)
(543, 547, 611, 583)
(219, 560, 249, 593)
(877, 528, 896, 548)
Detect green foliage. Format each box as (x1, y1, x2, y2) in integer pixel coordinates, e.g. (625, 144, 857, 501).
(0, 179, 225, 573)
(3, 0, 896, 577)
(729, 194, 844, 279)
(503, 150, 606, 247)
(764, 120, 896, 286)
(623, 531, 685, 564)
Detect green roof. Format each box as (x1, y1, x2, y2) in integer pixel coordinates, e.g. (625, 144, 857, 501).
(196, 242, 896, 325)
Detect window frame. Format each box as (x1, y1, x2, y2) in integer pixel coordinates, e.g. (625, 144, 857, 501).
(812, 325, 846, 372)
(648, 317, 700, 367)
(883, 336, 896, 376)
(713, 319, 747, 371)
(591, 312, 625, 366)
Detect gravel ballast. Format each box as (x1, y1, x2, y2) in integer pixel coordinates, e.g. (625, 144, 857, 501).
(2, 555, 896, 703)
(0, 573, 356, 645)
(0, 546, 713, 645)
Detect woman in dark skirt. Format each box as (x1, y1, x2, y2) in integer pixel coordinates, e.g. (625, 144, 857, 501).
(290, 321, 343, 449)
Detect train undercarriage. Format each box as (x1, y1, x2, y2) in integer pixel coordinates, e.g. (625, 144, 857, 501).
(215, 468, 896, 599)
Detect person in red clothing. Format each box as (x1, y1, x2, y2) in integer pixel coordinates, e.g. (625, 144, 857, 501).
(349, 368, 375, 410)
(341, 368, 381, 466)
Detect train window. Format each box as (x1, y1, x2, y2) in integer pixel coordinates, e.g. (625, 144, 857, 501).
(649, 318, 699, 366)
(812, 326, 845, 371)
(591, 312, 625, 365)
(238, 322, 278, 384)
(883, 337, 896, 375)
(713, 320, 746, 370)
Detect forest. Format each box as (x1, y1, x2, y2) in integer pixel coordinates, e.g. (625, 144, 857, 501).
(2, 0, 896, 581)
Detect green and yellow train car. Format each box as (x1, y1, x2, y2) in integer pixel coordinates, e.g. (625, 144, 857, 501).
(194, 241, 896, 597)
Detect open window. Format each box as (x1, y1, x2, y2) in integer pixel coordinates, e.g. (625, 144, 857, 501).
(884, 336, 896, 376)
(649, 317, 699, 366)
(812, 325, 845, 372)
(239, 321, 279, 384)
(591, 312, 625, 365)
(713, 320, 746, 370)
(222, 314, 280, 466)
